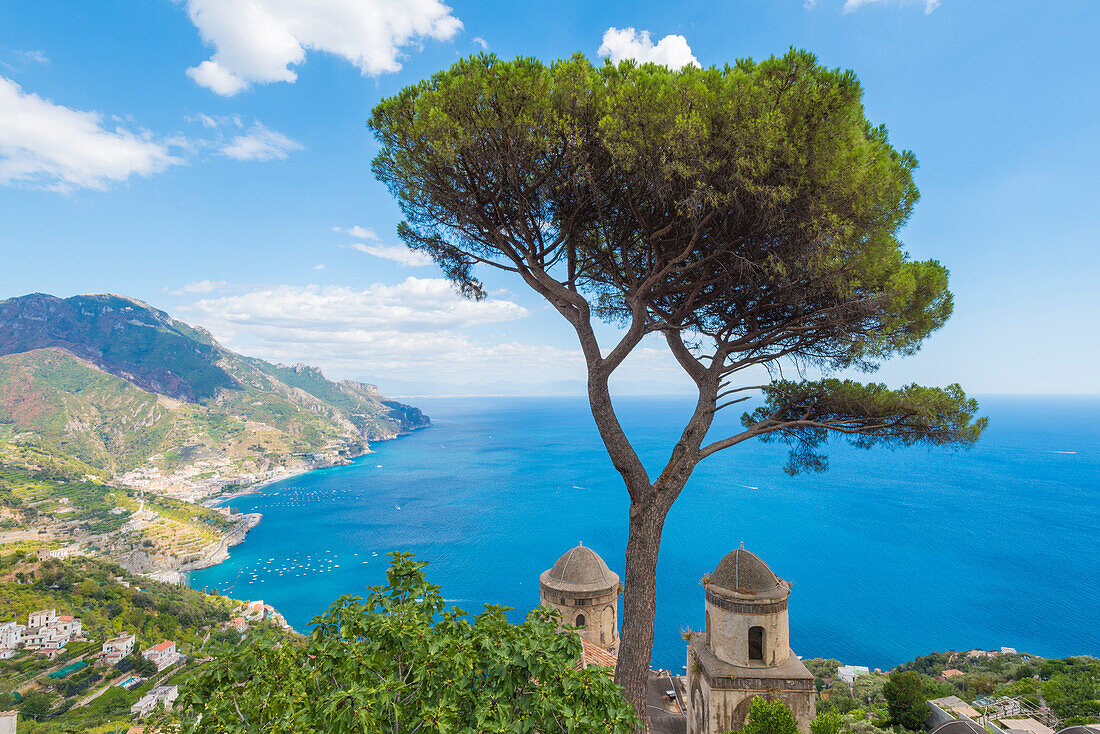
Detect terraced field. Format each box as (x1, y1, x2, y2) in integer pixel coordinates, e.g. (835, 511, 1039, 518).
(0, 464, 237, 571)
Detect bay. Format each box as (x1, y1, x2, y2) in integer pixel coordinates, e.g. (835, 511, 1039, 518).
(188, 395, 1100, 671)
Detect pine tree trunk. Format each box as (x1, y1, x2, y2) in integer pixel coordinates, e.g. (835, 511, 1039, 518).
(614, 496, 668, 727)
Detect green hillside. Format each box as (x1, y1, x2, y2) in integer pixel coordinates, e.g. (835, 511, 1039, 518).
(0, 293, 233, 402)
(0, 553, 273, 733)
(0, 293, 429, 477)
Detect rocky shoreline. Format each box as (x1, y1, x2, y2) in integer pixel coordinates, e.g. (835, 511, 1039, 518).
(181, 511, 263, 571)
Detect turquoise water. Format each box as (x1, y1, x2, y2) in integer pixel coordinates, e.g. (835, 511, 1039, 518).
(189, 396, 1100, 671)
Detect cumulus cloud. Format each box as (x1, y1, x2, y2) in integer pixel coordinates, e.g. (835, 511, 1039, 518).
(182, 0, 464, 95)
(0, 76, 182, 192)
(844, 0, 940, 13)
(344, 242, 433, 267)
(598, 27, 699, 68)
(473, 36, 489, 50)
(221, 122, 303, 161)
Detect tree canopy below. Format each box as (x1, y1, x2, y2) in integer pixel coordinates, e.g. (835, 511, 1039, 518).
(176, 553, 638, 734)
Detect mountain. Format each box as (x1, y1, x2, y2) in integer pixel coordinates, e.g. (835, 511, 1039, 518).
(0, 293, 429, 481)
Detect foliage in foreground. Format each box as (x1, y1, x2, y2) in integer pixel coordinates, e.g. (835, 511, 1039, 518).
(734, 696, 801, 734)
(176, 553, 638, 734)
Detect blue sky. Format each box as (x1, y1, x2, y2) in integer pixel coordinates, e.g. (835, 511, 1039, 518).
(1, 0, 1096, 396)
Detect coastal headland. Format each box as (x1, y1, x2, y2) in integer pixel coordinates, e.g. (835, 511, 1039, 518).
(0, 292, 431, 583)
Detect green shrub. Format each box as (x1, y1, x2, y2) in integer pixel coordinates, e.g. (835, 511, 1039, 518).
(884, 671, 929, 730)
(736, 697, 801, 734)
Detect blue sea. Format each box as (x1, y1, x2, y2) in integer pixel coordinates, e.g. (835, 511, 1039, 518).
(188, 396, 1100, 671)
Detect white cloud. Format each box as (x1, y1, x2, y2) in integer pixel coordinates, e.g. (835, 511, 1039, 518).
(187, 112, 243, 130)
(185, 279, 527, 332)
(187, 60, 249, 96)
(221, 122, 303, 161)
(333, 225, 380, 240)
(844, 0, 940, 13)
(313, 263, 326, 270)
(182, 115, 301, 163)
(344, 242, 432, 267)
(598, 27, 699, 69)
(175, 280, 588, 389)
(0, 76, 181, 192)
(15, 50, 49, 65)
(473, 36, 489, 50)
(173, 279, 706, 394)
(168, 279, 230, 296)
(182, 0, 464, 95)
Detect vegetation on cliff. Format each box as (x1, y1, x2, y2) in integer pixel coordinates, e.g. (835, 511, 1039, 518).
(806, 651, 1100, 733)
(0, 463, 242, 574)
(0, 553, 265, 733)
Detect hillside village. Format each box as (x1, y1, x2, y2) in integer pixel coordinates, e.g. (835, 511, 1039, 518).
(0, 552, 291, 732)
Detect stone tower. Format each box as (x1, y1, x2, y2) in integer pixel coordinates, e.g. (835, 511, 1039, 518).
(539, 543, 619, 653)
(686, 548, 816, 734)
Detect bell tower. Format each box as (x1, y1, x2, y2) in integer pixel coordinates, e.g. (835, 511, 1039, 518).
(539, 543, 619, 652)
(686, 548, 816, 733)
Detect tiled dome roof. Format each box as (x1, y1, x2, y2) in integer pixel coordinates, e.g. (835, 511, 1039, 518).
(540, 544, 618, 593)
(710, 548, 781, 593)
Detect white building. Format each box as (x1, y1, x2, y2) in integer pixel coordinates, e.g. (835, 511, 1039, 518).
(142, 640, 181, 671)
(27, 609, 56, 629)
(21, 610, 82, 656)
(0, 710, 16, 734)
(130, 684, 179, 717)
(54, 616, 81, 639)
(22, 628, 68, 654)
(837, 665, 871, 685)
(0, 622, 25, 651)
(99, 633, 136, 665)
(244, 600, 267, 621)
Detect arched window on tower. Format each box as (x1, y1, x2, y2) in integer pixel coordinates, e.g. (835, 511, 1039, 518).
(576, 613, 587, 627)
(748, 626, 764, 661)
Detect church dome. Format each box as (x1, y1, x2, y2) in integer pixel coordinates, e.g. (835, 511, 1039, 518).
(540, 544, 619, 593)
(709, 548, 783, 594)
